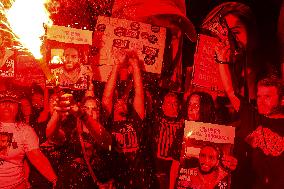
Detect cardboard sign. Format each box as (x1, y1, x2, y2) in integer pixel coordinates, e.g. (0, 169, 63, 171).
(184, 121, 235, 145)
(191, 34, 225, 96)
(92, 16, 166, 81)
(47, 25, 93, 45)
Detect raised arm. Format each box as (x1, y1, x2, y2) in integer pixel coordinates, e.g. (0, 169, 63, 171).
(78, 111, 112, 150)
(102, 54, 122, 115)
(215, 39, 240, 111)
(219, 63, 240, 111)
(45, 111, 60, 139)
(128, 53, 145, 119)
(26, 149, 57, 187)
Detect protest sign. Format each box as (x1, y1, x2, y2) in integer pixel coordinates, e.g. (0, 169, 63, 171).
(191, 34, 225, 96)
(92, 16, 166, 81)
(47, 25, 92, 45)
(175, 121, 235, 189)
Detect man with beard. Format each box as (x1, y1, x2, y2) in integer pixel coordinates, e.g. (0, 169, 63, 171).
(233, 77, 284, 189)
(184, 145, 229, 189)
(51, 46, 93, 102)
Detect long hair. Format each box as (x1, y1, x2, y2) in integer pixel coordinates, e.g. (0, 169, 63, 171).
(185, 91, 216, 123)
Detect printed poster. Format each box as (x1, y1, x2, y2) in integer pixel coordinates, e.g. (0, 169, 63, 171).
(46, 25, 93, 90)
(91, 16, 166, 81)
(191, 34, 225, 96)
(175, 121, 235, 189)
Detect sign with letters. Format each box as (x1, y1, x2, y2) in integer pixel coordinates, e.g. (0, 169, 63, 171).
(92, 16, 166, 81)
(47, 25, 93, 45)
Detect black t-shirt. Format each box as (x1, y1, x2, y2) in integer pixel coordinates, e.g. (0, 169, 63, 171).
(105, 109, 158, 188)
(233, 100, 284, 189)
(151, 113, 184, 174)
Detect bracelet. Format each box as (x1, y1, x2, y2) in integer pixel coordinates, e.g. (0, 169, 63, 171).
(214, 54, 229, 64)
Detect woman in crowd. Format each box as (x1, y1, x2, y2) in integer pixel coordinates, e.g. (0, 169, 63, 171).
(204, 2, 259, 111)
(169, 91, 237, 189)
(0, 90, 57, 189)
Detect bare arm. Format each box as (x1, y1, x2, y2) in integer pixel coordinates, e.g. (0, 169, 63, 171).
(102, 63, 120, 115)
(219, 63, 240, 111)
(80, 113, 112, 150)
(169, 160, 180, 189)
(130, 57, 145, 119)
(26, 149, 57, 185)
(215, 38, 240, 111)
(45, 111, 64, 141)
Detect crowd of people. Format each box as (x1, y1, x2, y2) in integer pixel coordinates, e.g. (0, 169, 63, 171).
(0, 0, 284, 189)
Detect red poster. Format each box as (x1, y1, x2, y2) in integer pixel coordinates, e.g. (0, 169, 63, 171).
(191, 34, 225, 96)
(175, 121, 235, 189)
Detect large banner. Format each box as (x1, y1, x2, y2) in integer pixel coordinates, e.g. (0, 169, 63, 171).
(191, 34, 225, 96)
(92, 16, 166, 81)
(175, 121, 235, 189)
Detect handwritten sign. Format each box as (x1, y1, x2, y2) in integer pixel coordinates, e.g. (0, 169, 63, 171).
(191, 34, 225, 96)
(184, 121, 235, 144)
(47, 25, 93, 45)
(92, 16, 166, 81)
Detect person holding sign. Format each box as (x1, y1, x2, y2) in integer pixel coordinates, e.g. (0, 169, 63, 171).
(170, 91, 237, 189)
(102, 50, 158, 188)
(233, 77, 284, 189)
(208, 2, 258, 111)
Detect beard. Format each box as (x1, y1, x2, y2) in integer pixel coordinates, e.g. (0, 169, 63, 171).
(198, 164, 218, 175)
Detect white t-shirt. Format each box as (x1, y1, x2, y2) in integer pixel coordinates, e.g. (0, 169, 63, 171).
(0, 122, 39, 189)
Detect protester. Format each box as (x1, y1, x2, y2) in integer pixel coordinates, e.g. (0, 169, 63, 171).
(45, 90, 112, 188)
(205, 2, 258, 111)
(170, 91, 237, 189)
(151, 91, 184, 189)
(0, 90, 57, 189)
(102, 50, 157, 188)
(233, 77, 284, 189)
